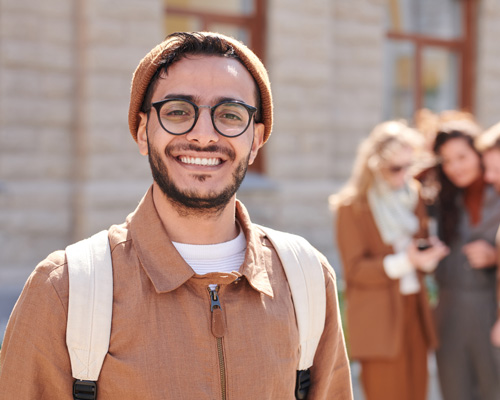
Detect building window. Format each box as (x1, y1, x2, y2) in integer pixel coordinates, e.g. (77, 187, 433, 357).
(383, 0, 477, 121)
(164, 0, 267, 172)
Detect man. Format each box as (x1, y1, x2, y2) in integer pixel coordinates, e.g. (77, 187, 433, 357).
(476, 121, 500, 347)
(0, 32, 353, 399)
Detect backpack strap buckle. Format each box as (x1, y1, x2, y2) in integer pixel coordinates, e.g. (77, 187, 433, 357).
(295, 369, 311, 399)
(73, 380, 97, 400)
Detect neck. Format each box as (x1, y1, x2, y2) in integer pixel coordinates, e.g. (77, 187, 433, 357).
(151, 183, 239, 245)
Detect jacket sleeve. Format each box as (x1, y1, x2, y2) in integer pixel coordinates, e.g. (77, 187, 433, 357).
(0, 253, 74, 399)
(336, 202, 394, 287)
(308, 258, 353, 400)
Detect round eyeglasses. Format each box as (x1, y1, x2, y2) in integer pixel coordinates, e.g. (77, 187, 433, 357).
(151, 98, 258, 138)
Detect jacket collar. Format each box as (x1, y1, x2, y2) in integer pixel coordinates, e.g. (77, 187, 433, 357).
(128, 187, 273, 298)
(235, 200, 273, 298)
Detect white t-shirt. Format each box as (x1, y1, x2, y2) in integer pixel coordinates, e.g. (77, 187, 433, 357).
(172, 228, 247, 284)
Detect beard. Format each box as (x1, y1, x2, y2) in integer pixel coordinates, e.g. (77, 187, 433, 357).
(147, 140, 250, 217)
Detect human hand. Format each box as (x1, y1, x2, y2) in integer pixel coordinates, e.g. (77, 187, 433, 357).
(491, 318, 500, 347)
(462, 240, 496, 269)
(407, 236, 449, 273)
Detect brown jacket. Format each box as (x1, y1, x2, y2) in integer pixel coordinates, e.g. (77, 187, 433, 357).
(336, 191, 438, 360)
(0, 188, 353, 400)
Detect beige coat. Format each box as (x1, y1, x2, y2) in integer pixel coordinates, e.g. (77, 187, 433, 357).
(336, 192, 438, 360)
(0, 187, 353, 400)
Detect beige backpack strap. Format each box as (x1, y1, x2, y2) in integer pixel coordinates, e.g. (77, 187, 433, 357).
(256, 225, 326, 371)
(65, 230, 113, 382)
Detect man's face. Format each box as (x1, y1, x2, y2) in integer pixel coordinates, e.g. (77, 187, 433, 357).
(483, 148, 500, 192)
(136, 55, 264, 215)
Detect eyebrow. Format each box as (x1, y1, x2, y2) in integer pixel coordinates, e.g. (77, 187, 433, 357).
(161, 94, 249, 105)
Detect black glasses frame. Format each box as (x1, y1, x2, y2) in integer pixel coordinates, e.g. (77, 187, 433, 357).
(151, 98, 257, 138)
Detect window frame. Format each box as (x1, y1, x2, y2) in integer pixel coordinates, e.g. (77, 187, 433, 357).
(386, 0, 478, 115)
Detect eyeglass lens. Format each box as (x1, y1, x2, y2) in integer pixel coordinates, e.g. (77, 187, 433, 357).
(157, 100, 252, 137)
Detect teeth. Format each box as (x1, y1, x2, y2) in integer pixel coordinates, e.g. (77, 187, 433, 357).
(180, 156, 221, 166)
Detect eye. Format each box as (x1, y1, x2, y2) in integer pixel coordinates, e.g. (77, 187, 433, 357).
(167, 109, 187, 116)
(215, 103, 247, 123)
(221, 112, 242, 121)
(160, 101, 194, 121)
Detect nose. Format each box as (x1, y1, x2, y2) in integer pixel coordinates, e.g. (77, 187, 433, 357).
(185, 108, 219, 146)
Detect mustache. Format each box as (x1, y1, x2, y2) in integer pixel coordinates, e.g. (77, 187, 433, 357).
(165, 143, 236, 161)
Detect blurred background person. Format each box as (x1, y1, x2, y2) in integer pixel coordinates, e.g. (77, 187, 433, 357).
(475, 121, 500, 348)
(331, 121, 449, 400)
(432, 117, 500, 400)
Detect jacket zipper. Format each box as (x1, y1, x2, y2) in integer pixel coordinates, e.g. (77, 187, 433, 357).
(208, 286, 227, 400)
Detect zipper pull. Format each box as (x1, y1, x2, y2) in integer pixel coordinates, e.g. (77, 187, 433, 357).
(208, 286, 226, 338)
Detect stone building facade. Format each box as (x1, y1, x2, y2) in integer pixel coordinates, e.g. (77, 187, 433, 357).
(1, 0, 500, 294)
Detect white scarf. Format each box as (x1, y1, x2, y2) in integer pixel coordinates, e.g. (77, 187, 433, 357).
(367, 176, 419, 251)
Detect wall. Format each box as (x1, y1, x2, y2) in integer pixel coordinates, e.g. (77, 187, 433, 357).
(1, 0, 75, 285)
(0, 0, 162, 288)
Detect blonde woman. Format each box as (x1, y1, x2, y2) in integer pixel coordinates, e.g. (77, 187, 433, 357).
(331, 121, 448, 400)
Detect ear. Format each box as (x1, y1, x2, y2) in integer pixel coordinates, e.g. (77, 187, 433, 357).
(248, 122, 265, 165)
(136, 112, 149, 156)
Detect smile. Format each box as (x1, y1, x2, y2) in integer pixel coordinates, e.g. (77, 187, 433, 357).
(179, 156, 222, 166)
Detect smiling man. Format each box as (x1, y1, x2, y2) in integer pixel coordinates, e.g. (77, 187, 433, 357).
(0, 32, 353, 399)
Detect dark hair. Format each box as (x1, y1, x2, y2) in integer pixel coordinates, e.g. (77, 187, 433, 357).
(433, 129, 482, 244)
(140, 32, 262, 122)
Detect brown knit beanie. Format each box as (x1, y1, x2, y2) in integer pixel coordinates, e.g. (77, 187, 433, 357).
(128, 32, 273, 143)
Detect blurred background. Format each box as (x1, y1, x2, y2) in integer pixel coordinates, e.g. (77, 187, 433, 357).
(1, 0, 499, 397)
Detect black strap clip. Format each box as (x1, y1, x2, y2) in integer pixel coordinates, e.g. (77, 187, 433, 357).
(295, 369, 311, 399)
(73, 379, 97, 400)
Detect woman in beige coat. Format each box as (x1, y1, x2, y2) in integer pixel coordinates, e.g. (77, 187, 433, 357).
(331, 121, 449, 400)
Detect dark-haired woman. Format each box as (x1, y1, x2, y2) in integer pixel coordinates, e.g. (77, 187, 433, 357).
(433, 122, 500, 400)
